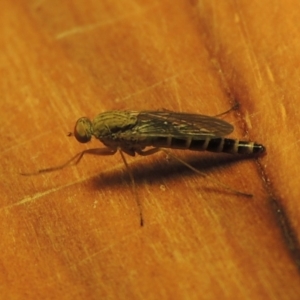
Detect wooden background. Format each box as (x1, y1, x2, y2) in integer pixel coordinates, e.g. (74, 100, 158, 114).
(1, 0, 300, 299)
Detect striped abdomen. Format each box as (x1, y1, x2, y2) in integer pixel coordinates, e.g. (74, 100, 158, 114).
(151, 136, 265, 155)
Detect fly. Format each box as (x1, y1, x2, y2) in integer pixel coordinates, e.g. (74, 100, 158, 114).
(22, 110, 266, 226)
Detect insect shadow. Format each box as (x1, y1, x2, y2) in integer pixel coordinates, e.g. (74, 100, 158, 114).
(89, 151, 259, 194)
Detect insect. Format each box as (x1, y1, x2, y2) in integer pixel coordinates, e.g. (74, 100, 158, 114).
(22, 110, 265, 226)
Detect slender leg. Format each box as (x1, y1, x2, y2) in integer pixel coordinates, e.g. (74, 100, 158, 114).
(21, 148, 117, 175)
(160, 149, 253, 197)
(214, 103, 239, 118)
(136, 147, 161, 156)
(137, 147, 252, 197)
(119, 149, 144, 226)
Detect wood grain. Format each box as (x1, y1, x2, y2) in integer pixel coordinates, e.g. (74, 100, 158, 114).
(1, 0, 300, 299)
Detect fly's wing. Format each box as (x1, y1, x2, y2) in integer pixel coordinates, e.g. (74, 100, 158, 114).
(135, 111, 234, 139)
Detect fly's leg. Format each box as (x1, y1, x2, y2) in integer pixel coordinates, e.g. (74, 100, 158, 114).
(136, 148, 161, 156)
(162, 149, 253, 197)
(125, 147, 162, 226)
(214, 103, 239, 118)
(119, 150, 144, 227)
(20, 148, 117, 175)
(136, 148, 253, 197)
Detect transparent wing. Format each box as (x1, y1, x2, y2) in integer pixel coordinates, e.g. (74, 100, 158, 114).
(133, 110, 234, 138)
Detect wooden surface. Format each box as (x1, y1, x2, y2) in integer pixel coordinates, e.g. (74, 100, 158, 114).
(1, 0, 300, 299)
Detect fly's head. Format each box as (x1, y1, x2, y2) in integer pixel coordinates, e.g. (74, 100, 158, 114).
(74, 117, 93, 143)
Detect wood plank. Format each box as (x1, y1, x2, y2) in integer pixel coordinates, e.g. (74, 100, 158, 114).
(1, 0, 300, 299)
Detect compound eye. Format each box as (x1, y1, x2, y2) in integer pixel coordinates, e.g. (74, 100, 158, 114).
(74, 117, 92, 143)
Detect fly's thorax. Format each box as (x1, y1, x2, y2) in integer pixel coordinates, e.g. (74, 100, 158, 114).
(74, 117, 93, 143)
(98, 126, 149, 153)
(92, 111, 138, 138)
